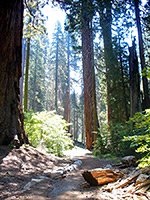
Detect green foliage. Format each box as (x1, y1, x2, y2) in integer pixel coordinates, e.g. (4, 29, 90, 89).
(24, 111, 73, 156)
(93, 125, 108, 155)
(23, 0, 47, 39)
(109, 122, 132, 155)
(93, 122, 132, 156)
(28, 35, 50, 112)
(94, 110, 150, 168)
(123, 110, 150, 168)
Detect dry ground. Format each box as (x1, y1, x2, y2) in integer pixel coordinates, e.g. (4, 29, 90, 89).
(0, 145, 131, 200)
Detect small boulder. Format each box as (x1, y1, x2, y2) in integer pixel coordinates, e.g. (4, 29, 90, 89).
(121, 156, 137, 167)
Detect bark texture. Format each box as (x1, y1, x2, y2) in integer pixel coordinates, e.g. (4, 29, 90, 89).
(129, 40, 141, 117)
(134, 0, 150, 109)
(82, 0, 98, 150)
(98, 0, 114, 124)
(0, 0, 29, 145)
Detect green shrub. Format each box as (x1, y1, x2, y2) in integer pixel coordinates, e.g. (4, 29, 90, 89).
(123, 109, 150, 168)
(24, 111, 73, 156)
(93, 125, 109, 155)
(93, 110, 150, 167)
(93, 122, 132, 156)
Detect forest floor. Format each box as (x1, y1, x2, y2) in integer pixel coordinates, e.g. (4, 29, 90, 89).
(0, 145, 138, 200)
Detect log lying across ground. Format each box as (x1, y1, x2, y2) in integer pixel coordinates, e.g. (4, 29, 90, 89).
(82, 168, 123, 186)
(103, 166, 150, 200)
(82, 166, 150, 199)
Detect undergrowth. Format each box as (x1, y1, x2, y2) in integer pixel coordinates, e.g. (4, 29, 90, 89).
(24, 111, 73, 156)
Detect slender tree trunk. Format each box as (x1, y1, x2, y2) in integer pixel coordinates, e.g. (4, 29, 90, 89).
(81, 109, 85, 144)
(64, 35, 70, 125)
(134, 0, 150, 109)
(73, 106, 76, 140)
(33, 55, 37, 112)
(0, 0, 29, 145)
(24, 36, 31, 112)
(20, 39, 26, 107)
(55, 34, 59, 113)
(76, 111, 79, 141)
(80, 93, 85, 144)
(82, 0, 98, 150)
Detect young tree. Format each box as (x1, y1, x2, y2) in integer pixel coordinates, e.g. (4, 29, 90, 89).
(20, 39, 26, 107)
(71, 91, 78, 140)
(28, 35, 47, 112)
(51, 21, 67, 114)
(0, 0, 29, 145)
(23, 0, 47, 112)
(64, 33, 71, 125)
(24, 22, 31, 112)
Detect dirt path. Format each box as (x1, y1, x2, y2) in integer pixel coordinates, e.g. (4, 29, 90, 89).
(44, 147, 114, 200)
(0, 146, 117, 200)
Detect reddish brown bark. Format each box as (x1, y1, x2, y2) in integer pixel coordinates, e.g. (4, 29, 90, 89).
(0, 0, 29, 145)
(82, 0, 98, 150)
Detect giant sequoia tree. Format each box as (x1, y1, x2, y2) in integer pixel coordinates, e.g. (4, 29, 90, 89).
(0, 0, 29, 145)
(81, 0, 99, 149)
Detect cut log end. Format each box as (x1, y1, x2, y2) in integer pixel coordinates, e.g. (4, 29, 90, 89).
(82, 171, 98, 186)
(82, 168, 122, 186)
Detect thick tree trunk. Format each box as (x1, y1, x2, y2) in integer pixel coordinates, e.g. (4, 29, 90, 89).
(82, 0, 98, 150)
(99, 1, 114, 124)
(134, 0, 150, 109)
(0, 0, 29, 145)
(98, 0, 114, 125)
(119, 41, 129, 121)
(129, 40, 141, 117)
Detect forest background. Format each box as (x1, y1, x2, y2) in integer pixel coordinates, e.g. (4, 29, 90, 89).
(3, 0, 150, 169)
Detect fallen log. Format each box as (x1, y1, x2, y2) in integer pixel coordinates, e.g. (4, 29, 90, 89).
(82, 168, 123, 186)
(104, 171, 140, 192)
(116, 171, 140, 189)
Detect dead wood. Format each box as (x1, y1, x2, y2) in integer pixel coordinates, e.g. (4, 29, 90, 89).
(81, 165, 150, 199)
(104, 171, 140, 192)
(82, 168, 123, 186)
(116, 171, 140, 189)
(132, 179, 150, 193)
(140, 166, 150, 174)
(135, 174, 149, 186)
(103, 168, 150, 200)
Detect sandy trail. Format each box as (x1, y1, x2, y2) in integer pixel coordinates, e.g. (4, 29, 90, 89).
(0, 146, 115, 200)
